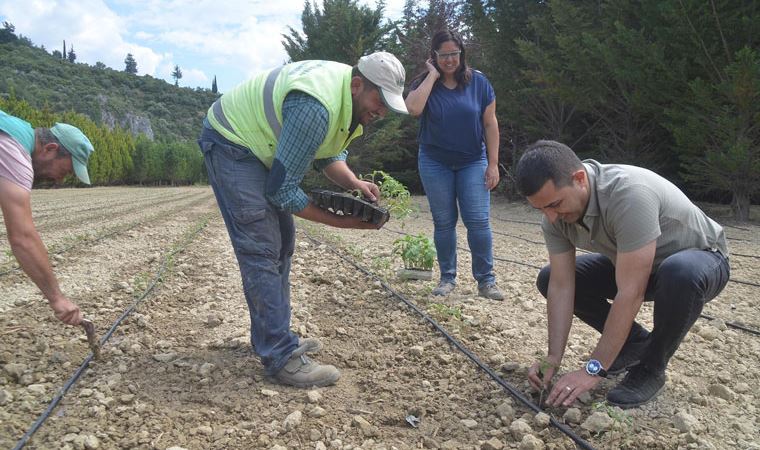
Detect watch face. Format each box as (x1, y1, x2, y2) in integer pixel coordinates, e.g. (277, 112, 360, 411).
(586, 359, 602, 375)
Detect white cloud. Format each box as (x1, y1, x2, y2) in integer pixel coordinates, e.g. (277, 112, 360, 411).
(0, 0, 167, 75)
(0, 0, 408, 90)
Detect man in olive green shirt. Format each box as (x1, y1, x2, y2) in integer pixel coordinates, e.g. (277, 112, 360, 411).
(515, 140, 730, 408)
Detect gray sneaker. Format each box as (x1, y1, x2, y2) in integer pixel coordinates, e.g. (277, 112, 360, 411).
(478, 283, 504, 301)
(273, 340, 340, 388)
(432, 280, 456, 296)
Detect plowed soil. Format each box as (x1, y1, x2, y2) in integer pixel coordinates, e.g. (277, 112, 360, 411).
(1, 186, 758, 450)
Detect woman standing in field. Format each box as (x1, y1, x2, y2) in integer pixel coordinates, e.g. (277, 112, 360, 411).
(404, 30, 504, 300)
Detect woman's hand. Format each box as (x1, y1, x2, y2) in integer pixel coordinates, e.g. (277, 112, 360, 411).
(425, 59, 440, 80)
(485, 163, 500, 190)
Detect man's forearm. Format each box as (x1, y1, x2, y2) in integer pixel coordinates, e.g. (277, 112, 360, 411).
(322, 161, 360, 190)
(10, 231, 64, 302)
(591, 292, 645, 368)
(546, 287, 575, 363)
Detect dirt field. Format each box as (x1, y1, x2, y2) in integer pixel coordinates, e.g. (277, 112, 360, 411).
(1, 186, 758, 450)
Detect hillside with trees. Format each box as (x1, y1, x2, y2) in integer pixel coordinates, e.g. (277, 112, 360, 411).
(1, 0, 758, 218)
(0, 22, 213, 185)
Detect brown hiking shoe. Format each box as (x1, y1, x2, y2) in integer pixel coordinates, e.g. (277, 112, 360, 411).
(478, 283, 504, 301)
(432, 280, 456, 296)
(273, 341, 340, 388)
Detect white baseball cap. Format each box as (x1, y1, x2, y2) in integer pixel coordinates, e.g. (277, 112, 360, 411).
(357, 52, 408, 114)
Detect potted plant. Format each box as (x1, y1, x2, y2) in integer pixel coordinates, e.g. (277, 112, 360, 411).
(393, 233, 436, 281)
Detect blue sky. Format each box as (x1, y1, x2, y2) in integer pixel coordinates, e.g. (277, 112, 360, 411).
(0, 0, 404, 93)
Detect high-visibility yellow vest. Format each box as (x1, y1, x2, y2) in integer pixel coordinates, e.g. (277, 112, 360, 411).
(206, 60, 363, 168)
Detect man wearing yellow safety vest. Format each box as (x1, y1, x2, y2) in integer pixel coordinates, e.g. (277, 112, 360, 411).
(198, 52, 408, 388)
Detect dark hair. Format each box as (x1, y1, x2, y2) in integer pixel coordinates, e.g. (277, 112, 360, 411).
(410, 29, 472, 90)
(35, 128, 70, 158)
(515, 140, 584, 196)
(351, 66, 379, 92)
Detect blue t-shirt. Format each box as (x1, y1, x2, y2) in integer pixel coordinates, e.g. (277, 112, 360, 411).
(416, 70, 495, 166)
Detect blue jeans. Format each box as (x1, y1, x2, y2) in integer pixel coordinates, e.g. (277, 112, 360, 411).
(418, 150, 495, 286)
(198, 125, 298, 375)
(536, 250, 730, 372)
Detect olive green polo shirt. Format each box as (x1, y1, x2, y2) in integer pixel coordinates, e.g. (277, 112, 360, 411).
(542, 160, 728, 270)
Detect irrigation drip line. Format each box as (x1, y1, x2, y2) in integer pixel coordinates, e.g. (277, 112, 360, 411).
(699, 314, 760, 337)
(12, 216, 211, 450)
(384, 226, 760, 336)
(386, 226, 546, 271)
(0, 193, 214, 278)
(731, 252, 760, 260)
(306, 233, 597, 450)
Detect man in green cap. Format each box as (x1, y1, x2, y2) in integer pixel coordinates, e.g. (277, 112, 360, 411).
(0, 109, 95, 326)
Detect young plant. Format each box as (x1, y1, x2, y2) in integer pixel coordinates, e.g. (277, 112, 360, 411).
(592, 401, 633, 427)
(393, 234, 436, 271)
(360, 170, 414, 221)
(429, 303, 462, 320)
(536, 357, 558, 407)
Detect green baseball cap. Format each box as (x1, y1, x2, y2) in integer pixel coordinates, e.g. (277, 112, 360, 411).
(50, 123, 95, 185)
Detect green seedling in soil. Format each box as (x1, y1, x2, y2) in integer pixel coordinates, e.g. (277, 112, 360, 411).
(593, 401, 633, 428)
(429, 302, 462, 320)
(393, 234, 436, 271)
(132, 271, 152, 297)
(370, 255, 392, 274)
(359, 170, 414, 222)
(346, 243, 363, 259)
(537, 357, 558, 408)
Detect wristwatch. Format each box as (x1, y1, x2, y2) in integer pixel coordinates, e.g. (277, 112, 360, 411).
(585, 359, 608, 378)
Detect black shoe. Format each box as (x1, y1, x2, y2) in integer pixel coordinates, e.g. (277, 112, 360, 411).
(608, 337, 650, 375)
(606, 365, 666, 409)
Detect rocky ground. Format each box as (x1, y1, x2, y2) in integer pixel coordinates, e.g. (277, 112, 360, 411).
(0, 186, 758, 450)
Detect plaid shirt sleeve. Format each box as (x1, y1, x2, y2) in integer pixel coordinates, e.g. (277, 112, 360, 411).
(313, 149, 348, 172)
(265, 92, 329, 212)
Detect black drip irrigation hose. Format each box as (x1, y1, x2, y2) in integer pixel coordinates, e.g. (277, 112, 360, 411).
(0, 193, 214, 278)
(731, 252, 760, 260)
(418, 214, 760, 288)
(12, 217, 211, 450)
(699, 314, 760, 336)
(384, 226, 760, 336)
(387, 226, 545, 270)
(305, 233, 598, 450)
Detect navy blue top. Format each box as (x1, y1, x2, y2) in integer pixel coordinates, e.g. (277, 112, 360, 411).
(415, 70, 495, 166)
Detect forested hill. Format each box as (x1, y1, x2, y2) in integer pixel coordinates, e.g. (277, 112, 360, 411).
(0, 37, 217, 142)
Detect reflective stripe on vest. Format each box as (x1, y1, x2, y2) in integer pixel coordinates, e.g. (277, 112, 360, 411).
(211, 65, 285, 141)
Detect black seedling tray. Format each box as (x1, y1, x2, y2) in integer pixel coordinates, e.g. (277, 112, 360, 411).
(310, 189, 390, 226)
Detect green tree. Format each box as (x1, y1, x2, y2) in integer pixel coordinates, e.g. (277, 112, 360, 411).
(283, 0, 393, 64)
(211, 75, 218, 94)
(124, 53, 138, 74)
(0, 21, 17, 44)
(171, 64, 182, 86)
(67, 45, 76, 63)
(670, 49, 760, 220)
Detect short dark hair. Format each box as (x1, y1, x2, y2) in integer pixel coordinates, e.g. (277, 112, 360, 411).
(35, 128, 70, 158)
(515, 140, 584, 196)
